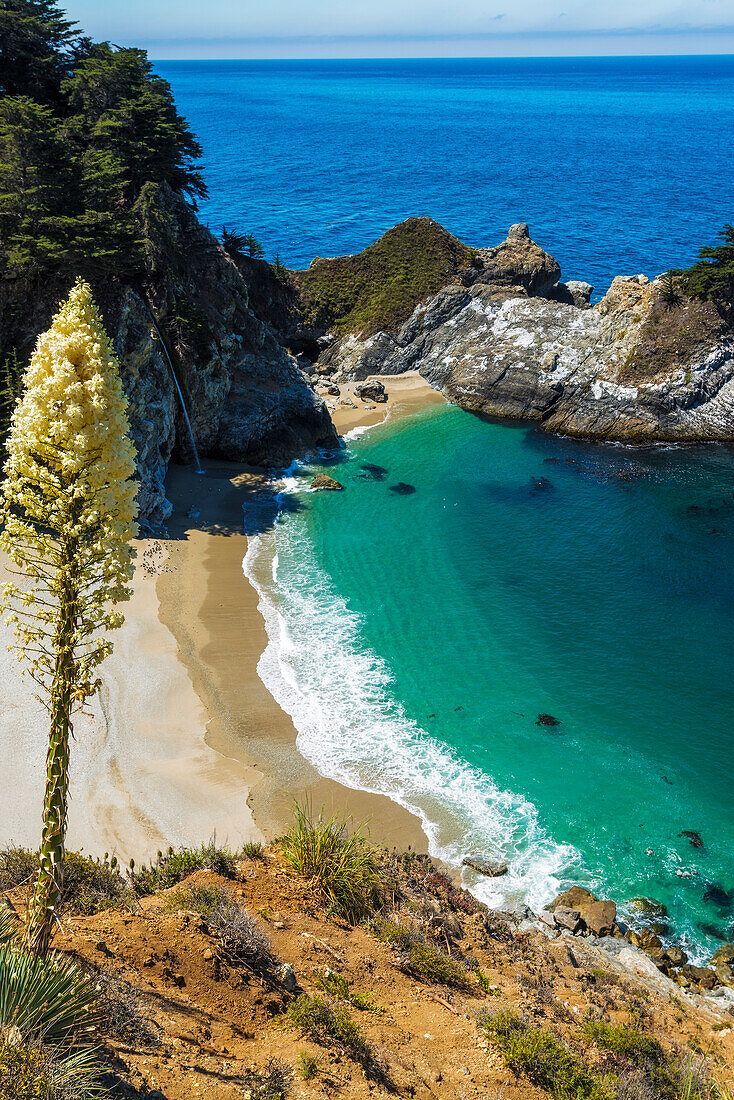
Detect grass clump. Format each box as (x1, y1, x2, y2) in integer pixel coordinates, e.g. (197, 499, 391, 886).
(129, 840, 237, 894)
(297, 1049, 319, 1080)
(0, 846, 127, 915)
(279, 802, 382, 924)
(368, 915, 469, 988)
(285, 994, 389, 1085)
(481, 1009, 612, 1100)
(294, 216, 476, 336)
(242, 841, 266, 861)
(314, 969, 384, 1013)
(164, 882, 277, 976)
(241, 1059, 291, 1099)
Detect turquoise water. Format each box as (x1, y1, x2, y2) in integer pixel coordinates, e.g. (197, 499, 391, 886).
(160, 54, 734, 954)
(247, 406, 734, 959)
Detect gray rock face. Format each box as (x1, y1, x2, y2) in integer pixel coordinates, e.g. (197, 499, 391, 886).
(317, 226, 734, 444)
(0, 184, 338, 526)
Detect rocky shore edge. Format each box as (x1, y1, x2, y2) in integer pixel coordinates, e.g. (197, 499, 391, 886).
(483, 878, 734, 1007)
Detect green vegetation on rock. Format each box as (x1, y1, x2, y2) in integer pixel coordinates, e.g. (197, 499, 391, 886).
(294, 216, 476, 336)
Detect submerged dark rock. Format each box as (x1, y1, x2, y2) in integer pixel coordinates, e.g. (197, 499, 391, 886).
(389, 482, 417, 495)
(680, 830, 704, 848)
(704, 883, 734, 913)
(529, 476, 555, 494)
(536, 713, 560, 727)
(356, 463, 388, 481)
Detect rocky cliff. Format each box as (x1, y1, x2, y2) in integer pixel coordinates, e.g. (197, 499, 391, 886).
(308, 222, 734, 443)
(0, 184, 337, 526)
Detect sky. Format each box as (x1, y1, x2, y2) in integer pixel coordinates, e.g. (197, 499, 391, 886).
(66, 0, 734, 58)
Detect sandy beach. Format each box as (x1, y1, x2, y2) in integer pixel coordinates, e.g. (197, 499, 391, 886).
(0, 373, 443, 863)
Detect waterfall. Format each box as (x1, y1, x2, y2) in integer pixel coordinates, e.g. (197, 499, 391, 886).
(147, 309, 204, 474)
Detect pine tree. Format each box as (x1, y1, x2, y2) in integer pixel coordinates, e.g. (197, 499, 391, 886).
(0, 279, 138, 954)
(682, 224, 734, 300)
(64, 45, 207, 204)
(0, 0, 85, 101)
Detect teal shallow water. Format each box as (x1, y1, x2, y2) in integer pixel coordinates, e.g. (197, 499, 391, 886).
(246, 405, 734, 959)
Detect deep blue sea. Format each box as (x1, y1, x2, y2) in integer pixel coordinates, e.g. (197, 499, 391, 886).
(161, 58, 734, 955)
(158, 56, 734, 295)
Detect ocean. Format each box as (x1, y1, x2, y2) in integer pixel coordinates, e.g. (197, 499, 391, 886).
(160, 57, 734, 955)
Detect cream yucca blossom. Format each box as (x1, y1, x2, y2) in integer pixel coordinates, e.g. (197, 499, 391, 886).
(0, 278, 138, 953)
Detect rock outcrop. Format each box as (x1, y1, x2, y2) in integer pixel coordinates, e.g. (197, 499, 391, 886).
(312, 223, 734, 444)
(0, 184, 338, 526)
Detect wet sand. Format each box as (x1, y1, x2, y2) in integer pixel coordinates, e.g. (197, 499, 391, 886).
(0, 374, 444, 861)
(157, 373, 446, 851)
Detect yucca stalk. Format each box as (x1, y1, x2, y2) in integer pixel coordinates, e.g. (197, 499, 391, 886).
(0, 279, 138, 953)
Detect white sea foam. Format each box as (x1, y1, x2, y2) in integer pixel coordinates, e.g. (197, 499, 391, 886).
(243, 494, 582, 914)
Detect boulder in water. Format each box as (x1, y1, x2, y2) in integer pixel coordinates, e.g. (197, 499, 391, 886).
(679, 830, 704, 848)
(311, 474, 344, 491)
(462, 855, 508, 878)
(536, 713, 560, 727)
(389, 482, 417, 495)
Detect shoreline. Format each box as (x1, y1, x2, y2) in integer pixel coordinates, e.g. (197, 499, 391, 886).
(156, 372, 447, 852)
(0, 373, 444, 863)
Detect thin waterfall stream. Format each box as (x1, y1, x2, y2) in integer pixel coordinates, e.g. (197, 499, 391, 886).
(148, 310, 204, 474)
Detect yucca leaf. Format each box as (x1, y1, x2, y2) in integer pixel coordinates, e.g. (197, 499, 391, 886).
(0, 944, 99, 1044)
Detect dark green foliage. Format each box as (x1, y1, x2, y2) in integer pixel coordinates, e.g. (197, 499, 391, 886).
(658, 271, 682, 311)
(220, 225, 247, 258)
(294, 216, 476, 336)
(270, 251, 288, 281)
(170, 295, 212, 359)
(0, 3, 206, 281)
(63, 45, 205, 204)
(0, 0, 86, 102)
(128, 841, 236, 894)
(221, 228, 265, 260)
(480, 1009, 612, 1100)
(244, 233, 265, 259)
(0, 347, 22, 460)
(681, 224, 734, 299)
(0, 846, 126, 914)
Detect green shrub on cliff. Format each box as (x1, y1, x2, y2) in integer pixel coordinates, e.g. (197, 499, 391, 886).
(294, 216, 476, 336)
